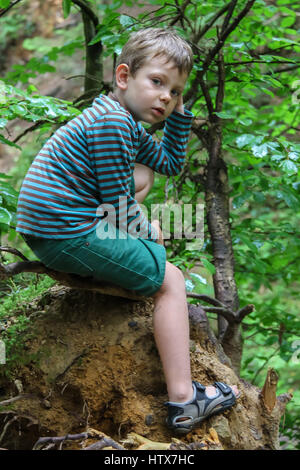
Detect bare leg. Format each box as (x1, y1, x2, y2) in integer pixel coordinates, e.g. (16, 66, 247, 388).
(153, 262, 239, 403)
(153, 261, 194, 403)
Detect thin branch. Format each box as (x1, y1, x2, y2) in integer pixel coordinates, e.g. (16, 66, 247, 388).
(33, 431, 125, 451)
(201, 306, 237, 324)
(33, 432, 89, 450)
(194, 3, 232, 42)
(188, 293, 254, 324)
(169, 0, 191, 27)
(187, 292, 226, 307)
(237, 304, 255, 322)
(221, 0, 237, 34)
(0, 394, 35, 406)
(225, 60, 300, 66)
(84, 437, 124, 450)
(0, 0, 23, 18)
(0, 416, 18, 446)
(252, 349, 280, 385)
(267, 64, 300, 75)
(199, 75, 214, 119)
(0, 246, 29, 261)
(201, 0, 256, 75)
(65, 74, 102, 84)
(183, 69, 202, 103)
(13, 122, 45, 143)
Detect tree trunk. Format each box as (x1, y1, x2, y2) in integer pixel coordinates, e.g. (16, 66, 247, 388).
(0, 286, 291, 450)
(204, 121, 243, 374)
(73, 0, 103, 95)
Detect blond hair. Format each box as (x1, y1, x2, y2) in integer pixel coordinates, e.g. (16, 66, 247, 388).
(114, 28, 193, 84)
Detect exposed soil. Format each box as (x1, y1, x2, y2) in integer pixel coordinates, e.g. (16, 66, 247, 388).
(0, 285, 290, 451)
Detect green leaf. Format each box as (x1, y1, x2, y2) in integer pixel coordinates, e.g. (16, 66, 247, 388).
(279, 160, 298, 174)
(62, 0, 72, 18)
(276, 189, 299, 208)
(0, 134, 22, 150)
(288, 152, 299, 161)
(232, 191, 253, 209)
(201, 258, 216, 275)
(190, 273, 207, 285)
(237, 233, 259, 254)
(215, 111, 235, 119)
(0, 118, 8, 129)
(239, 118, 253, 126)
(0, 173, 12, 179)
(252, 143, 268, 158)
(261, 87, 274, 97)
(0, 182, 18, 208)
(280, 16, 296, 28)
(0, 207, 12, 225)
(0, 0, 10, 8)
(119, 14, 135, 27)
(236, 134, 262, 148)
(88, 29, 104, 46)
(251, 257, 268, 274)
(185, 279, 195, 292)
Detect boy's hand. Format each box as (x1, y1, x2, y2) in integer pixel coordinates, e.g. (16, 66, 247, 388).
(152, 219, 164, 246)
(174, 94, 185, 115)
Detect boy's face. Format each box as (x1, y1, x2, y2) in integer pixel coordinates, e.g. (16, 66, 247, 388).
(115, 56, 188, 123)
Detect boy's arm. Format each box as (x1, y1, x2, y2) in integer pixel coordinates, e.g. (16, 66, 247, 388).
(136, 99, 193, 175)
(86, 114, 158, 242)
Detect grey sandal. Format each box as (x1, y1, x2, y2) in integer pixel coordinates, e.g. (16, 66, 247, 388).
(165, 381, 238, 435)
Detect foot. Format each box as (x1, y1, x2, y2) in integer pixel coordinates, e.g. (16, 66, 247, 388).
(205, 384, 239, 399)
(165, 381, 240, 435)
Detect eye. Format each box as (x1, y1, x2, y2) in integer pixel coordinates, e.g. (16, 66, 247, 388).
(151, 78, 162, 86)
(171, 89, 180, 97)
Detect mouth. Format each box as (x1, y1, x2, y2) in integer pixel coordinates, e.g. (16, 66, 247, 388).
(152, 107, 165, 117)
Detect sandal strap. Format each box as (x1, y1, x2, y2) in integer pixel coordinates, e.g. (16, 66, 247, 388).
(192, 381, 206, 393)
(214, 381, 232, 395)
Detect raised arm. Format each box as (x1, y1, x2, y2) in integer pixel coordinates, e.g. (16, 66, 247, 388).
(136, 108, 193, 175)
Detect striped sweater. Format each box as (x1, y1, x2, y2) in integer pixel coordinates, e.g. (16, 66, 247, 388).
(16, 93, 193, 241)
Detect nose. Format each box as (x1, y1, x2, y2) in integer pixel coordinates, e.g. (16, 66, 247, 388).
(160, 89, 171, 103)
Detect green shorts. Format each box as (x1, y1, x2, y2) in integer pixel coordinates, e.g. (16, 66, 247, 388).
(22, 179, 166, 296)
(23, 228, 166, 296)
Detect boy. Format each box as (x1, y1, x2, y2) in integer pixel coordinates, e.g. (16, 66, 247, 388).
(16, 28, 238, 434)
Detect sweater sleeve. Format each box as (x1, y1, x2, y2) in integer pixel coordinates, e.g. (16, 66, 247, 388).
(86, 113, 158, 241)
(136, 108, 193, 174)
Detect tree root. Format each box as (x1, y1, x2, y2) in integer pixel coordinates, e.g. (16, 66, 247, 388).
(122, 428, 223, 450)
(33, 427, 125, 450)
(32, 427, 223, 451)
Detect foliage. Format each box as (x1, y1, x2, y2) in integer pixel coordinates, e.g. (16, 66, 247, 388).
(0, 274, 55, 376)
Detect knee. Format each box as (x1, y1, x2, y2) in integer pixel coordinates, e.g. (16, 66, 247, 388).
(154, 262, 186, 297)
(134, 164, 154, 194)
(142, 166, 154, 190)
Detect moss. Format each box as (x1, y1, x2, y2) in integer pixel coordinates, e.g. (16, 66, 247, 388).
(0, 273, 56, 378)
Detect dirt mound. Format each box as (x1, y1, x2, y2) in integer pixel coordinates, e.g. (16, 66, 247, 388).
(0, 286, 290, 450)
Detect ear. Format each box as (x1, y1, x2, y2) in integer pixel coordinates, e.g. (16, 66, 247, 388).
(115, 63, 130, 90)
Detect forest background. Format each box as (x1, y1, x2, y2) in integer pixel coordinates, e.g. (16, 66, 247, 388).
(0, 0, 299, 449)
